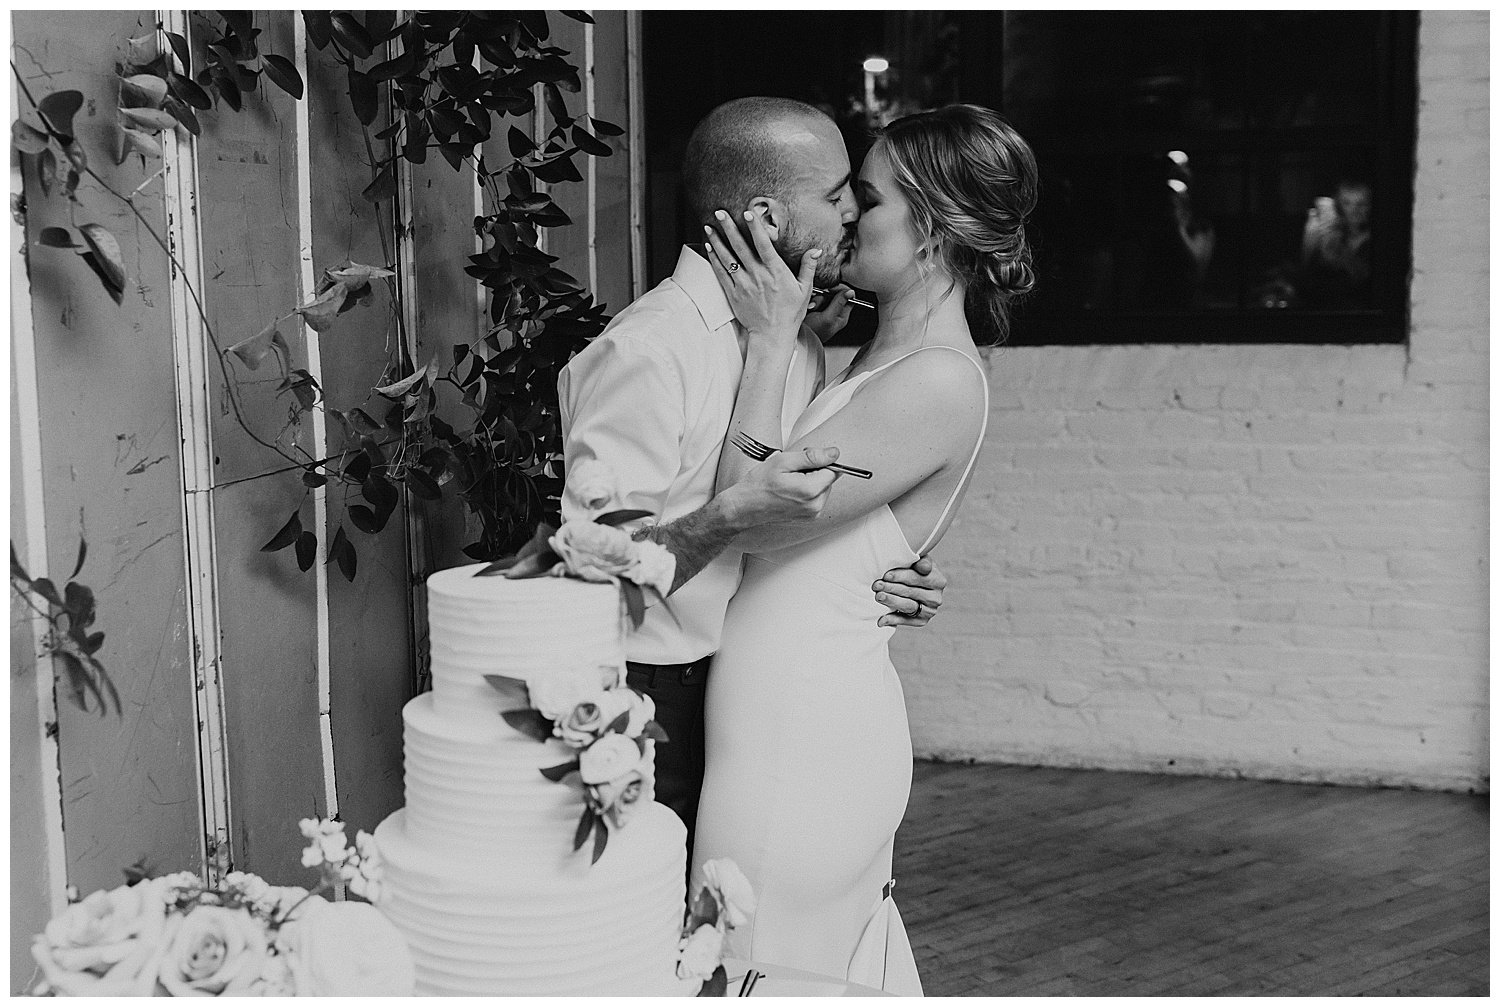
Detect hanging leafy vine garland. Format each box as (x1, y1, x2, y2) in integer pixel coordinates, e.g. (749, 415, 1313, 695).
(11, 11, 621, 713)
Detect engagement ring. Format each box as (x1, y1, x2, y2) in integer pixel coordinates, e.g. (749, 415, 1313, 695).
(726, 261, 740, 272)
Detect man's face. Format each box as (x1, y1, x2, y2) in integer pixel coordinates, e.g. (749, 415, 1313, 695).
(770, 117, 860, 287)
(1336, 183, 1372, 231)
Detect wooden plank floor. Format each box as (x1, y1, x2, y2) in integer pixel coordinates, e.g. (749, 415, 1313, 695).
(895, 761, 1488, 996)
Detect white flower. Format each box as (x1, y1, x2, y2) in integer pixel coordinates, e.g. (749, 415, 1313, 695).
(578, 732, 644, 785)
(286, 900, 416, 996)
(159, 871, 203, 906)
(222, 871, 270, 907)
(31, 878, 172, 995)
(528, 663, 619, 722)
(568, 458, 618, 514)
(676, 923, 725, 982)
(345, 831, 385, 904)
(587, 759, 655, 830)
(626, 539, 676, 597)
(550, 520, 637, 582)
(700, 859, 757, 929)
(618, 688, 657, 738)
(157, 905, 269, 996)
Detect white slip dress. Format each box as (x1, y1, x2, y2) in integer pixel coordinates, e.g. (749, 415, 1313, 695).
(692, 345, 988, 996)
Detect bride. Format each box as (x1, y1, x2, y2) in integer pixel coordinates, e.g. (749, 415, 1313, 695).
(689, 104, 1038, 995)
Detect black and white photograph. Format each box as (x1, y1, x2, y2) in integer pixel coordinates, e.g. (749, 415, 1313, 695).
(9, 8, 1487, 997)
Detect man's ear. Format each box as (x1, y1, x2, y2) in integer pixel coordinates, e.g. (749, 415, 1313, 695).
(747, 196, 785, 241)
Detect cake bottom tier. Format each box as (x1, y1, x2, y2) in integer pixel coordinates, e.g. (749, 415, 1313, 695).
(375, 805, 696, 996)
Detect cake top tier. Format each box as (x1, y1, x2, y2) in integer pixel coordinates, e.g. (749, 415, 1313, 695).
(424, 563, 626, 714)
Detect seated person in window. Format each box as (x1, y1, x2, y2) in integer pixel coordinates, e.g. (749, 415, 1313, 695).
(1299, 178, 1372, 308)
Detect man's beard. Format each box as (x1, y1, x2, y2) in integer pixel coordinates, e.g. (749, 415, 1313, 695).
(778, 220, 848, 287)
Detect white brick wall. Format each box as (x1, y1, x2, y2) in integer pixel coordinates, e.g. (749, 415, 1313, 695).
(891, 11, 1488, 792)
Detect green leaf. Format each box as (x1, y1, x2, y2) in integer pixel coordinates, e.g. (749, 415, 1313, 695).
(78, 224, 127, 304)
(594, 509, 652, 528)
(164, 31, 192, 74)
(37, 227, 77, 249)
(224, 319, 282, 371)
(327, 261, 395, 285)
(260, 510, 302, 552)
(67, 539, 87, 581)
(118, 107, 177, 133)
(295, 281, 348, 331)
(539, 759, 579, 782)
(590, 816, 608, 865)
(62, 581, 95, 624)
(571, 124, 611, 157)
(11, 544, 32, 586)
(81, 631, 105, 656)
(604, 709, 630, 736)
(642, 720, 669, 744)
(120, 74, 169, 108)
(61, 139, 88, 174)
(589, 116, 624, 138)
(327, 525, 357, 582)
(301, 468, 326, 489)
(560, 11, 595, 24)
(330, 13, 375, 59)
(347, 69, 378, 125)
(501, 707, 554, 743)
(261, 54, 304, 100)
(12, 119, 49, 154)
(302, 13, 332, 50)
(162, 97, 201, 137)
(507, 125, 534, 159)
(404, 467, 441, 500)
(38, 90, 83, 139)
(621, 579, 645, 630)
(55, 650, 94, 714)
(126, 32, 162, 68)
(697, 965, 728, 998)
(542, 82, 569, 124)
(30, 577, 63, 607)
(294, 531, 317, 571)
(360, 161, 396, 204)
(347, 504, 383, 534)
(89, 656, 121, 718)
(120, 127, 162, 159)
(572, 806, 594, 852)
(481, 673, 530, 708)
(167, 72, 212, 111)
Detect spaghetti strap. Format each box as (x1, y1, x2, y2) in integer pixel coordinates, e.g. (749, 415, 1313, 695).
(903, 347, 988, 556)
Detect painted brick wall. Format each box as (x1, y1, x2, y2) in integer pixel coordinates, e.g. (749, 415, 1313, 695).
(892, 11, 1488, 792)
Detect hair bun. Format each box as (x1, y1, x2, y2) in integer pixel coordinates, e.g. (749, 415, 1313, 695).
(994, 256, 1035, 298)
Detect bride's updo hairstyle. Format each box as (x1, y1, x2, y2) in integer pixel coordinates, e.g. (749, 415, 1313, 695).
(878, 104, 1038, 344)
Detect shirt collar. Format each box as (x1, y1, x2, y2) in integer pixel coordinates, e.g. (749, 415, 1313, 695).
(671, 246, 736, 332)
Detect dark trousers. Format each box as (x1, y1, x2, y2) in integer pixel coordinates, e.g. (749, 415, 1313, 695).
(625, 656, 711, 866)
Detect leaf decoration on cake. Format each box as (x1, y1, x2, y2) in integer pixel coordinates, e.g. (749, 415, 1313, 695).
(573, 806, 596, 852)
(483, 674, 530, 707)
(697, 965, 728, 998)
(641, 720, 669, 744)
(621, 579, 646, 630)
(593, 508, 652, 528)
(475, 522, 558, 577)
(591, 816, 608, 865)
(501, 708, 554, 743)
(539, 759, 579, 782)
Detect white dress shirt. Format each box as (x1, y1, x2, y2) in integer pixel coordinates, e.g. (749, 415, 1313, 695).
(558, 247, 825, 665)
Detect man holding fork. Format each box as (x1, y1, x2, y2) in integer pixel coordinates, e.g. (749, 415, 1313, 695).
(557, 97, 947, 862)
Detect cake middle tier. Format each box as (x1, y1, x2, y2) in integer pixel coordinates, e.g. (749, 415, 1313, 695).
(402, 691, 621, 855)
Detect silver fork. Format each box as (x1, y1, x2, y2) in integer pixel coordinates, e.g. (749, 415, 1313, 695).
(730, 431, 873, 480)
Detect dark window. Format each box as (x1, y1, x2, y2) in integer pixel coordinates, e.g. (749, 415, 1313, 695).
(642, 12, 1417, 346)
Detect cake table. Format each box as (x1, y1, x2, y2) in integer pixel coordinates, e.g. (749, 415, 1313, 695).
(723, 958, 892, 997)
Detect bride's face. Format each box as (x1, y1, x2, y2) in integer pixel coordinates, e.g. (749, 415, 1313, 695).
(839, 141, 922, 294)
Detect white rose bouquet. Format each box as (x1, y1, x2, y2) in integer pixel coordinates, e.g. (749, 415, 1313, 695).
(29, 820, 414, 997)
(475, 461, 676, 629)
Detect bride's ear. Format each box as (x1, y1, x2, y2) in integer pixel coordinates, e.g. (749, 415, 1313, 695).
(747, 196, 783, 241)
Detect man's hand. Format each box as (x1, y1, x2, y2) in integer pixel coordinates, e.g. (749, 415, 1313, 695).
(805, 285, 855, 344)
(873, 555, 948, 628)
(720, 445, 842, 529)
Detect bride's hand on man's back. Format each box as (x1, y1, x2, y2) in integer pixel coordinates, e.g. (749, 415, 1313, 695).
(704, 208, 819, 349)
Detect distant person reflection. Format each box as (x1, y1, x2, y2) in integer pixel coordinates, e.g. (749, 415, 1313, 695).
(1299, 178, 1372, 308)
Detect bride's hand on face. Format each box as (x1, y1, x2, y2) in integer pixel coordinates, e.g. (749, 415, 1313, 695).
(704, 209, 820, 352)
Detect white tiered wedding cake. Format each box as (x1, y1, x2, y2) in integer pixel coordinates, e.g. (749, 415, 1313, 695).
(373, 566, 695, 996)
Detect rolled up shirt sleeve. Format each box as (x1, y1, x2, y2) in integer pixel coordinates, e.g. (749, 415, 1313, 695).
(558, 336, 685, 528)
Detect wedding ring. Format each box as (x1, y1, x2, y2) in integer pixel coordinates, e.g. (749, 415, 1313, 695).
(726, 261, 740, 272)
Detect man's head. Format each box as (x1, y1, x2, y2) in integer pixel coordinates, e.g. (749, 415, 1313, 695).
(682, 97, 858, 286)
(1334, 179, 1372, 233)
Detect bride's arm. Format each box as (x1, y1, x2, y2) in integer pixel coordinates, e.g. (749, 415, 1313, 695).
(732, 349, 986, 555)
(703, 210, 823, 494)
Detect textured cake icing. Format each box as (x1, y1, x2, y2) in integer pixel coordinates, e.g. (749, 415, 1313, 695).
(374, 564, 693, 995)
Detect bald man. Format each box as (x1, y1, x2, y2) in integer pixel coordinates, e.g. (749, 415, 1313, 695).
(558, 97, 947, 859)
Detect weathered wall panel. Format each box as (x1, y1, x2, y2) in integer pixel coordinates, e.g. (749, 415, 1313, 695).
(12, 5, 202, 903)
